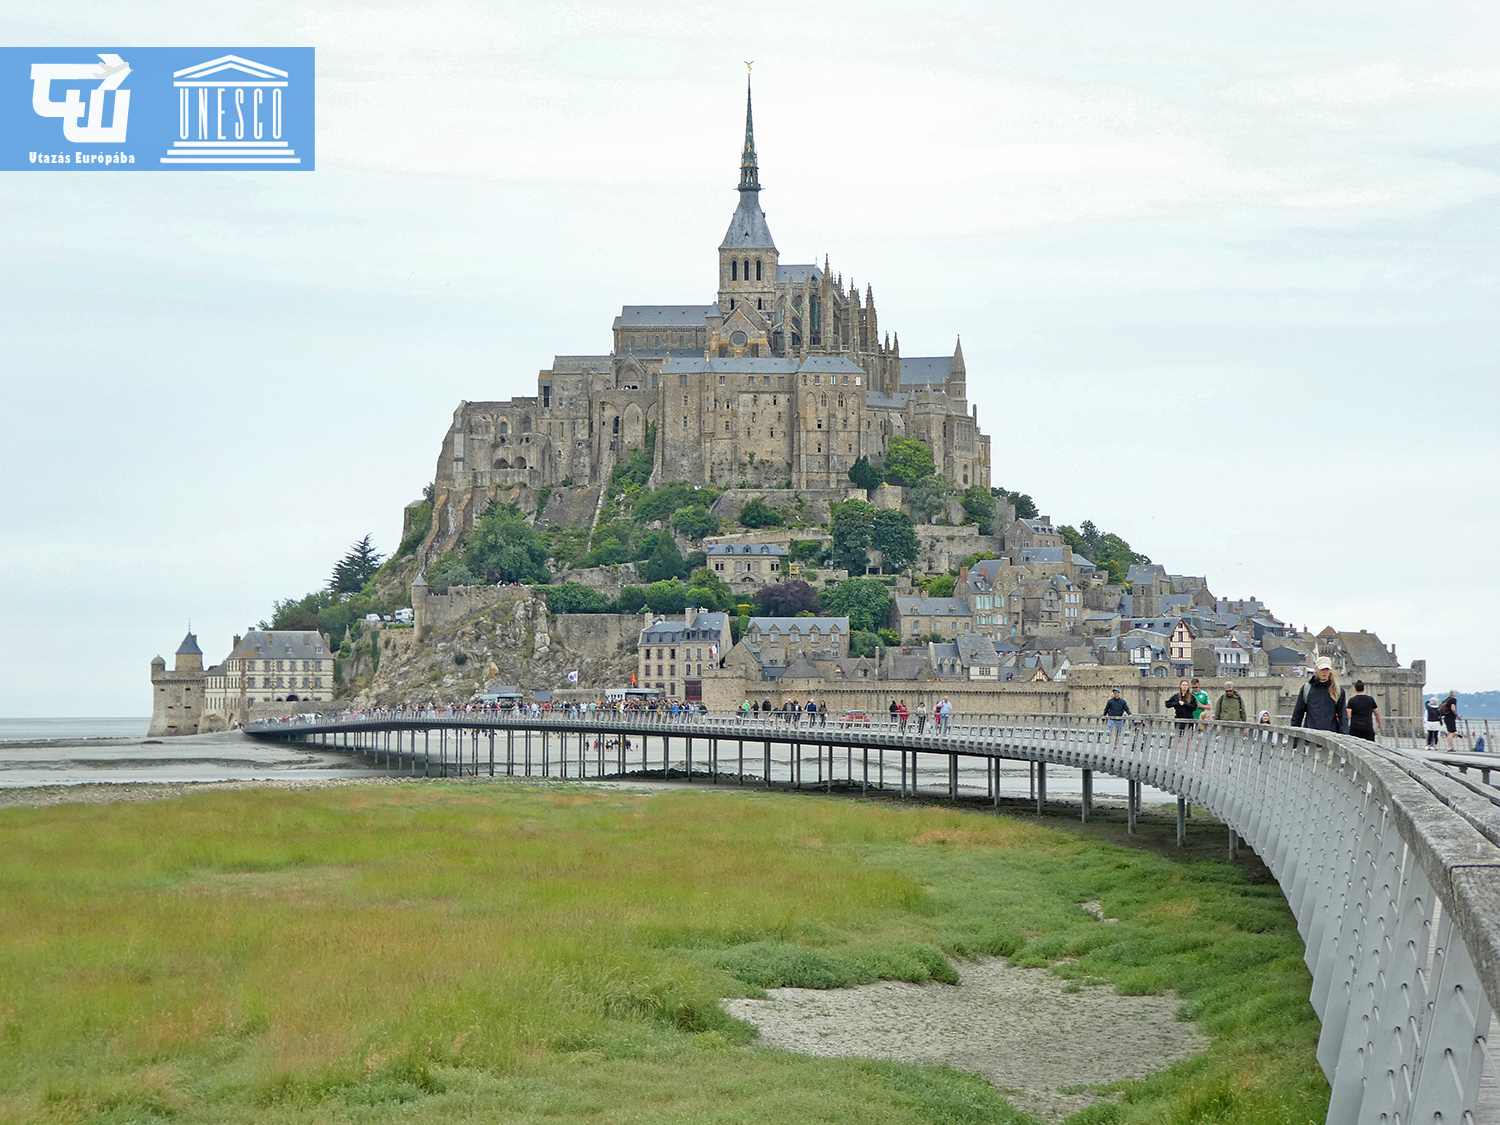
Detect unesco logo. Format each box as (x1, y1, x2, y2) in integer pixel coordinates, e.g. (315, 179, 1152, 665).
(1, 47, 314, 172)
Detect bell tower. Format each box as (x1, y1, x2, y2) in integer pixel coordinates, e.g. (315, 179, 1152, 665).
(717, 66, 778, 322)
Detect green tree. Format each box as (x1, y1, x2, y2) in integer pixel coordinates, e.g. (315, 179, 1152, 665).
(919, 574, 956, 598)
(738, 497, 783, 528)
(962, 485, 998, 534)
(871, 509, 919, 572)
(428, 559, 479, 589)
(615, 585, 648, 614)
(882, 436, 935, 486)
(330, 535, 384, 594)
(463, 503, 549, 584)
(685, 567, 733, 611)
(830, 499, 876, 573)
(909, 476, 953, 524)
(849, 630, 881, 659)
(640, 533, 687, 583)
(847, 455, 883, 491)
(672, 505, 720, 540)
(821, 577, 892, 633)
(644, 578, 687, 615)
(542, 582, 612, 614)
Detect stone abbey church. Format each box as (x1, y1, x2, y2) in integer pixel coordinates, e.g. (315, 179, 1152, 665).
(431, 78, 991, 541)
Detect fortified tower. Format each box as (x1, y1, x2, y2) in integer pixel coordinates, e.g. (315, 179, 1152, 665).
(148, 630, 207, 736)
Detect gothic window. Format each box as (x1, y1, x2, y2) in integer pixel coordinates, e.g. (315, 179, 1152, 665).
(732, 260, 738, 281)
(757, 298, 762, 310)
(499, 421, 508, 435)
(522, 418, 531, 432)
(515, 456, 527, 469)
(820, 394, 827, 406)
(837, 395, 843, 408)
(743, 258, 750, 279)
(755, 259, 762, 280)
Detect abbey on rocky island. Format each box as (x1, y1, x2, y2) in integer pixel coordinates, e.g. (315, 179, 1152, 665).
(429, 76, 990, 546)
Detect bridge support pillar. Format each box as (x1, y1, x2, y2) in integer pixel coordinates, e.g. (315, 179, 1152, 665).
(1127, 780, 1138, 834)
(1228, 827, 1238, 859)
(1081, 769, 1093, 822)
(1036, 762, 1046, 814)
(1176, 796, 1187, 846)
(949, 754, 958, 801)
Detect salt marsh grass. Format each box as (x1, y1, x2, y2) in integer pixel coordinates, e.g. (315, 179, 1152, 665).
(0, 783, 1327, 1123)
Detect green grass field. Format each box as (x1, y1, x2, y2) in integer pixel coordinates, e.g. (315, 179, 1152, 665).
(0, 783, 1329, 1124)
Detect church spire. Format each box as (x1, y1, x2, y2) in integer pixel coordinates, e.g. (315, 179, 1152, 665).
(739, 65, 759, 193)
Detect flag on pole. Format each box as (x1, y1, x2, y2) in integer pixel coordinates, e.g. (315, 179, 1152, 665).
(568, 670, 579, 683)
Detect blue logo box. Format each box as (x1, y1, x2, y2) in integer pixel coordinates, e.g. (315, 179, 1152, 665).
(0, 48, 314, 171)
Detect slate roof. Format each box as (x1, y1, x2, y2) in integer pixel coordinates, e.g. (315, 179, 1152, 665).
(640, 612, 730, 645)
(1338, 631, 1398, 668)
(863, 391, 908, 409)
(229, 630, 329, 660)
(749, 616, 849, 636)
(707, 542, 789, 557)
(663, 357, 799, 375)
(613, 306, 719, 328)
(780, 657, 823, 680)
(898, 356, 953, 385)
(176, 631, 203, 656)
(798, 355, 866, 375)
(895, 596, 972, 617)
(720, 191, 776, 250)
(1020, 547, 1066, 564)
(775, 264, 822, 284)
(956, 634, 1001, 666)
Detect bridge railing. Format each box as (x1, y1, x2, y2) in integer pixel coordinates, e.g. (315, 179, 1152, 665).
(248, 709, 1500, 1122)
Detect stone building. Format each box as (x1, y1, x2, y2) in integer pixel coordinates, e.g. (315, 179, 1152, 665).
(636, 608, 732, 701)
(148, 631, 206, 737)
(425, 76, 991, 558)
(707, 541, 788, 587)
(204, 630, 335, 718)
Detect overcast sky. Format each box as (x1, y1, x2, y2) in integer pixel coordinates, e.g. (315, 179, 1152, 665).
(2, 1, 1497, 717)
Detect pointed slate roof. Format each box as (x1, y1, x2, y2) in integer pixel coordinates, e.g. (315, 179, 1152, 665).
(176, 631, 202, 656)
(720, 74, 776, 251)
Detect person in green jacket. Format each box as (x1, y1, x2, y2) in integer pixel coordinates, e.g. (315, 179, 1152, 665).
(1214, 681, 1249, 723)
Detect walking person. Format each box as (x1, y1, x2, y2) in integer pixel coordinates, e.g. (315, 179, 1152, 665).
(1165, 681, 1197, 730)
(1214, 681, 1249, 723)
(916, 700, 927, 734)
(1291, 657, 1348, 733)
(897, 699, 909, 732)
(1347, 681, 1382, 742)
(1190, 678, 1211, 728)
(1439, 690, 1461, 750)
(889, 699, 899, 728)
(936, 696, 953, 732)
(1424, 697, 1442, 748)
(1103, 688, 1131, 746)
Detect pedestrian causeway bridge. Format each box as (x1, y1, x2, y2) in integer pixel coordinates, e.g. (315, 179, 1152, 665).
(249, 709, 1500, 1124)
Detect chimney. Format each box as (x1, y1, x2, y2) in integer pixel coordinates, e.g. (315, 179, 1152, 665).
(232, 634, 242, 650)
(685, 606, 698, 628)
(959, 566, 970, 584)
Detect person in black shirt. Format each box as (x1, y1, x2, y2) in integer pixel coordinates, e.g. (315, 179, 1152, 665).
(1103, 689, 1131, 745)
(1347, 680, 1381, 742)
(1165, 681, 1197, 729)
(1291, 658, 1348, 732)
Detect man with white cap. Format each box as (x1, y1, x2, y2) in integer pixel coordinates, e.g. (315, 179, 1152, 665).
(1290, 656, 1347, 732)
